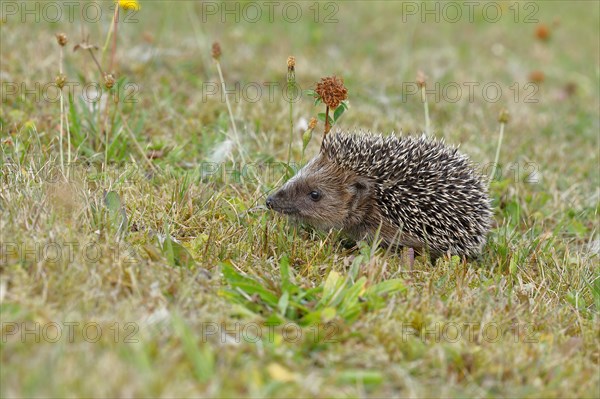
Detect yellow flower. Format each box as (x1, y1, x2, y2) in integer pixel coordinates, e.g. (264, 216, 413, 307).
(118, 0, 140, 11)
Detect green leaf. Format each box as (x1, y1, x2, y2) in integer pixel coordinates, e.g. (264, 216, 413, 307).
(162, 234, 175, 266)
(566, 291, 587, 310)
(349, 255, 363, 280)
(220, 262, 279, 306)
(282, 163, 296, 179)
(505, 199, 521, 226)
(320, 307, 337, 322)
(319, 271, 344, 307)
(338, 277, 366, 315)
(509, 255, 518, 276)
(449, 255, 461, 268)
(294, 286, 322, 302)
(104, 191, 128, 239)
(172, 315, 214, 383)
(302, 127, 314, 153)
(280, 255, 290, 288)
(105, 191, 122, 214)
(300, 307, 336, 325)
(367, 279, 406, 297)
(317, 113, 333, 124)
(590, 277, 600, 310)
(333, 104, 346, 122)
(279, 255, 298, 296)
(278, 291, 289, 316)
(67, 93, 84, 148)
(337, 370, 383, 386)
(160, 235, 195, 269)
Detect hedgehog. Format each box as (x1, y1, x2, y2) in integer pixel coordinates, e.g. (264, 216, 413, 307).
(266, 131, 492, 258)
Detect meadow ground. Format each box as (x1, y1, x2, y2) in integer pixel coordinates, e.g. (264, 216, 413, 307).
(1, 1, 599, 397)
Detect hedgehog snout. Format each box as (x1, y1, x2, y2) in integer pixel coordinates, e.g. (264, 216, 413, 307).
(266, 189, 299, 215)
(266, 189, 285, 211)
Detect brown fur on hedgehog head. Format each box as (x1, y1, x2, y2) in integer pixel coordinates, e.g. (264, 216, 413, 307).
(266, 153, 380, 236)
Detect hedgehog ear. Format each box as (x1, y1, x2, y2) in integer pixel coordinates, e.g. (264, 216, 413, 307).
(353, 181, 367, 192)
(350, 176, 373, 208)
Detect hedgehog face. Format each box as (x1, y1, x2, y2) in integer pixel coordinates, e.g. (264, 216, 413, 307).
(266, 155, 375, 231)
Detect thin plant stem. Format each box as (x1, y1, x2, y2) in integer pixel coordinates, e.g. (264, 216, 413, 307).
(215, 60, 244, 162)
(88, 48, 105, 77)
(59, 91, 65, 175)
(102, 78, 113, 150)
(119, 109, 158, 173)
(111, 96, 119, 128)
(100, 89, 116, 165)
(101, 6, 119, 134)
(65, 96, 72, 175)
(287, 94, 293, 166)
(285, 56, 297, 166)
(421, 85, 430, 136)
(59, 41, 72, 175)
(286, 64, 295, 166)
(324, 106, 330, 135)
(109, 7, 119, 73)
(102, 8, 119, 141)
(102, 81, 116, 147)
(58, 46, 65, 175)
(490, 121, 505, 181)
(59, 44, 63, 78)
(103, 96, 112, 150)
(84, 48, 106, 151)
(104, 102, 109, 168)
(102, 5, 119, 57)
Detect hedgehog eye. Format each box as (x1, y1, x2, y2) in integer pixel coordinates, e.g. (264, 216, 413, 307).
(309, 190, 322, 201)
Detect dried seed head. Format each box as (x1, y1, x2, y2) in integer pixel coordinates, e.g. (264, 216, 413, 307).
(287, 56, 296, 71)
(308, 117, 317, 130)
(416, 70, 428, 88)
(535, 24, 550, 41)
(287, 56, 296, 83)
(498, 109, 510, 124)
(563, 82, 577, 97)
(104, 73, 116, 89)
(73, 38, 98, 52)
(55, 73, 66, 89)
(56, 33, 68, 47)
(142, 31, 154, 44)
(528, 70, 545, 83)
(211, 42, 222, 60)
(315, 76, 348, 109)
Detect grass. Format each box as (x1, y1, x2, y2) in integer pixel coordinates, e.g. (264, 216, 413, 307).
(1, 1, 599, 397)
